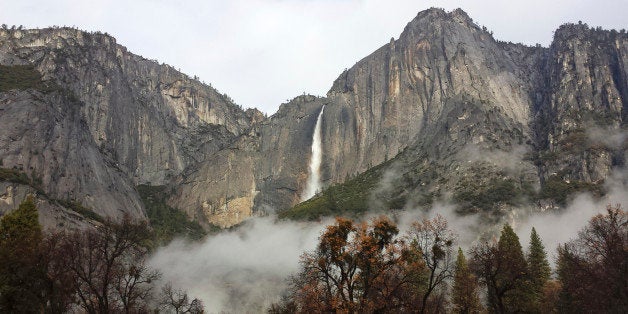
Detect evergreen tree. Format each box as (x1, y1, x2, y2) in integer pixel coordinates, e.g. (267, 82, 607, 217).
(527, 227, 551, 311)
(0, 195, 41, 243)
(452, 248, 482, 314)
(471, 224, 530, 313)
(497, 224, 531, 312)
(0, 196, 46, 312)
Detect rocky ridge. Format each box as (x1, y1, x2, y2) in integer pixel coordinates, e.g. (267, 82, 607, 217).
(0, 8, 626, 229)
(286, 10, 627, 219)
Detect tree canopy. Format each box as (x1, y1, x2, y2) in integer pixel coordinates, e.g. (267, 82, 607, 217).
(0, 196, 46, 312)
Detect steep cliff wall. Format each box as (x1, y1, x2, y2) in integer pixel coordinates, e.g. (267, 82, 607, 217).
(538, 24, 628, 183)
(284, 10, 627, 219)
(1, 9, 625, 228)
(0, 28, 258, 223)
(321, 9, 541, 184)
(168, 95, 326, 227)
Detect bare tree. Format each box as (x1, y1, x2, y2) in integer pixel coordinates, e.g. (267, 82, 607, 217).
(557, 204, 627, 312)
(405, 214, 456, 313)
(114, 261, 161, 313)
(159, 283, 204, 313)
(57, 216, 159, 313)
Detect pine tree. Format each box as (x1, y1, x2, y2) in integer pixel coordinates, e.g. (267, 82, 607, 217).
(0, 195, 46, 312)
(496, 224, 530, 312)
(472, 224, 530, 313)
(0, 195, 42, 243)
(452, 248, 482, 314)
(528, 228, 550, 287)
(527, 227, 551, 311)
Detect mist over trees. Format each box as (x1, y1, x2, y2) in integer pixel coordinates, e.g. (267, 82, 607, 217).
(271, 205, 627, 313)
(0, 195, 626, 313)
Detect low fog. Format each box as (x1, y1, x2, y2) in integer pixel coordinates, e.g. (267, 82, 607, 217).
(149, 217, 330, 313)
(150, 169, 627, 313)
(515, 169, 628, 260)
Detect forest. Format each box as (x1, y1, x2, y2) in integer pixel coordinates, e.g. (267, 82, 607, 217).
(270, 205, 627, 313)
(0, 197, 626, 313)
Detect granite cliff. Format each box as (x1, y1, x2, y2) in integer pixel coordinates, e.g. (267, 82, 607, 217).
(0, 27, 258, 227)
(286, 9, 627, 219)
(0, 8, 626, 229)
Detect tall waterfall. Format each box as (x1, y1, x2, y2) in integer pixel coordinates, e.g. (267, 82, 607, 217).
(301, 105, 325, 201)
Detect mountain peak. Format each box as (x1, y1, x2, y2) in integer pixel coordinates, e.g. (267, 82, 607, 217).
(401, 7, 479, 38)
(412, 7, 474, 24)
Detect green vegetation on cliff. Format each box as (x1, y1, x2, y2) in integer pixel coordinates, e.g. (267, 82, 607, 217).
(279, 161, 398, 220)
(137, 185, 207, 244)
(0, 65, 57, 93)
(0, 168, 32, 186)
(539, 175, 603, 206)
(281, 161, 604, 221)
(452, 165, 536, 213)
(55, 199, 105, 223)
(1, 168, 104, 223)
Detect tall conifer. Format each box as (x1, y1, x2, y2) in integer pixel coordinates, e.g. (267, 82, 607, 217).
(452, 248, 482, 313)
(527, 227, 551, 312)
(0, 195, 46, 312)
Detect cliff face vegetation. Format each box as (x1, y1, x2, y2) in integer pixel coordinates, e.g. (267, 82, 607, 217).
(0, 8, 626, 229)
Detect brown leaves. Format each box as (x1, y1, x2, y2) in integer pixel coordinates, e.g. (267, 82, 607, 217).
(282, 215, 455, 313)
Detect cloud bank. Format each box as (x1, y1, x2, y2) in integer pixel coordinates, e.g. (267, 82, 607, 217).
(149, 217, 329, 313)
(149, 166, 627, 312)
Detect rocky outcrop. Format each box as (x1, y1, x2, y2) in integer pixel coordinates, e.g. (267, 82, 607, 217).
(321, 9, 542, 183)
(0, 28, 258, 224)
(0, 28, 254, 185)
(285, 9, 626, 218)
(0, 181, 94, 230)
(168, 95, 326, 227)
(538, 24, 628, 183)
(0, 89, 145, 220)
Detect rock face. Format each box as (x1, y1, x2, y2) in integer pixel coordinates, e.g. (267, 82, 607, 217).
(285, 10, 626, 218)
(0, 89, 145, 220)
(0, 27, 258, 224)
(321, 9, 542, 184)
(538, 24, 628, 183)
(168, 95, 326, 228)
(0, 181, 93, 230)
(1, 9, 626, 228)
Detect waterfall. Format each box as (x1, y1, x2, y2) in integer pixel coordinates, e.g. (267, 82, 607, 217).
(301, 105, 325, 201)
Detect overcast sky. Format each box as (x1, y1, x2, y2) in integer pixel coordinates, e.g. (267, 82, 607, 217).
(2, 0, 626, 114)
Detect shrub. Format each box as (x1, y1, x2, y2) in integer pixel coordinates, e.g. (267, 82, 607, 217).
(0, 65, 58, 93)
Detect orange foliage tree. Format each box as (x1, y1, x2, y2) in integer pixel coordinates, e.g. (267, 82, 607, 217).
(273, 215, 458, 313)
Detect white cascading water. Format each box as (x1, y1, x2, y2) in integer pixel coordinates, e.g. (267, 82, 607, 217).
(301, 105, 325, 201)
